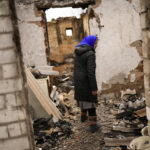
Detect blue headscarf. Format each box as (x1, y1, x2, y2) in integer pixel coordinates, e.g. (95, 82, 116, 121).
(75, 35, 97, 48)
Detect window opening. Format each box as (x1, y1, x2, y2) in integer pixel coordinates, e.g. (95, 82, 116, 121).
(66, 28, 73, 36)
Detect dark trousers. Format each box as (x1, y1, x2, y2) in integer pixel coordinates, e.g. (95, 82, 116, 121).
(81, 108, 96, 116)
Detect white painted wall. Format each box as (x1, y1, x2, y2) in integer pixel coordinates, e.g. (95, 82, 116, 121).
(16, 3, 47, 67)
(89, 0, 142, 90)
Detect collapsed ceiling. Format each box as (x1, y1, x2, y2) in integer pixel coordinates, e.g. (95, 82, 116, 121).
(16, 0, 95, 9)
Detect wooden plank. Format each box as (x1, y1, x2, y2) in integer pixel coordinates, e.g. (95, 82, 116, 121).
(135, 108, 146, 117)
(104, 137, 136, 146)
(25, 66, 62, 121)
(112, 126, 138, 133)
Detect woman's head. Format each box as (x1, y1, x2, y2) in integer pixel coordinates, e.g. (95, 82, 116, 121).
(75, 35, 98, 48)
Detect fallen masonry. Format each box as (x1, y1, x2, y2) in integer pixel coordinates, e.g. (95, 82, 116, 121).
(29, 65, 148, 150)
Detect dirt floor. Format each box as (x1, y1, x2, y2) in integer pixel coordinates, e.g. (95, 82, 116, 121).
(53, 107, 105, 150)
(50, 94, 123, 150)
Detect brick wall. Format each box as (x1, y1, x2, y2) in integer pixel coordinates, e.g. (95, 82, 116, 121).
(0, 0, 35, 149)
(140, 0, 150, 136)
(48, 17, 83, 63)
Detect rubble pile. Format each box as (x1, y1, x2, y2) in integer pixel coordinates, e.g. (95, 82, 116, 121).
(34, 117, 72, 150)
(53, 70, 74, 93)
(33, 70, 79, 149)
(98, 90, 147, 149)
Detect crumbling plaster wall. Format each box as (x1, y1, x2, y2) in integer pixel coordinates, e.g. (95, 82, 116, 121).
(0, 0, 35, 149)
(16, 2, 47, 67)
(89, 0, 143, 95)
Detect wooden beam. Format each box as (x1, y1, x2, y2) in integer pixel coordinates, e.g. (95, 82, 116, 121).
(112, 126, 138, 133)
(25, 66, 62, 121)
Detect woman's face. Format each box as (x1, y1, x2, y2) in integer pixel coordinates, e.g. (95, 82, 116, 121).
(94, 39, 98, 49)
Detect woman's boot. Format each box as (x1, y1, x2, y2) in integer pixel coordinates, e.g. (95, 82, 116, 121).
(88, 116, 100, 133)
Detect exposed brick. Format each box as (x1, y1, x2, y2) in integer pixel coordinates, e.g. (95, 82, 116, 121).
(0, 108, 26, 124)
(0, 79, 22, 94)
(2, 63, 18, 79)
(8, 122, 27, 137)
(5, 92, 22, 107)
(0, 1, 9, 16)
(0, 34, 14, 49)
(0, 137, 30, 150)
(0, 49, 16, 64)
(0, 95, 5, 109)
(0, 126, 8, 139)
(0, 17, 13, 33)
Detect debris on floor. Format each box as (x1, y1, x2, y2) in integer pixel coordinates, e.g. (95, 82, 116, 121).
(34, 117, 72, 150)
(29, 65, 148, 150)
(98, 90, 147, 149)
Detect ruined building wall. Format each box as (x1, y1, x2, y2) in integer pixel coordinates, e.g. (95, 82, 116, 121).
(16, 2, 48, 67)
(140, 0, 150, 136)
(82, 11, 90, 36)
(89, 0, 143, 97)
(48, 17, 84, 63)
(0, 0, 35, 149)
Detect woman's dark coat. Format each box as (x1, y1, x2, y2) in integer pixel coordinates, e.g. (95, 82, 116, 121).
(74, 44, 98, 103)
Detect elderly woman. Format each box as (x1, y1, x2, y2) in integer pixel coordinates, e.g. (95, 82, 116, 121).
(74, 35, 99, 133)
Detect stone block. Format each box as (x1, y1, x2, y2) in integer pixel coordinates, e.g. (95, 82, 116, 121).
(142, 30, 149, 45)
(146, 106, 150, 121)
(0, 49, 16, 64)
(144, 75, 150, 91)
(0, 126, 8, 139)
(0, 17, 13, 33)
(0, 95, 5, 109)
(0, 108, 26, 124)
(2, 63, 18, 79)
(5, 92, 22, 107)
(145, 90, 150, 107)
(0, 34, 14, 49)
(143, 59, 150, 75)
(8, 122, 27, 137)
(0, 137, 30, 150)
(0, 79, 22, 94)
(0, 1, 9, 16)
(142, 43, 150, 58)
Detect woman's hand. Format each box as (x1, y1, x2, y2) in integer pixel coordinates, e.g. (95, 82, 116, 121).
(92, 90, 97, 95)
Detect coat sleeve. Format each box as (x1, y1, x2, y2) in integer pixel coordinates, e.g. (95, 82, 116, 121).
(86, 53, 98, 91)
